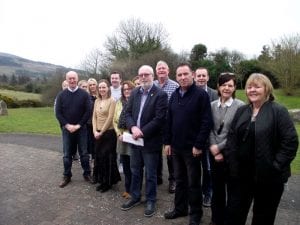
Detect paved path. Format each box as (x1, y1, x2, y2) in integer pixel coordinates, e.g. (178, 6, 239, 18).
(0, 133, 299, 225)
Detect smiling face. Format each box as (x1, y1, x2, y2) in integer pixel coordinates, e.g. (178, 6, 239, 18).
(219, 79, 235, 102)
(246, 80, 267, 105)
(98, 81, 109, 98)
(110, 73, 121, 88)
(66, 71, 78, 90)
(156, 62, 169, 79)
(195, 68, 209, 87)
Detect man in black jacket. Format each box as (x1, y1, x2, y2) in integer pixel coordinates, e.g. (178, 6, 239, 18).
(121, 65, 168, 217)
(164, 63, 213, 225)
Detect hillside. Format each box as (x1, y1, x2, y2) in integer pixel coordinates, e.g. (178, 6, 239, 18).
(0, 52, 70, 78)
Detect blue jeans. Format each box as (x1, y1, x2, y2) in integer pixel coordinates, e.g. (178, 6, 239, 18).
(130, 146, 159, 203)
(62, 125, 91, 177)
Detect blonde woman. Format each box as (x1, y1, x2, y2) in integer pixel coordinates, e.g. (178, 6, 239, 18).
(92, 79, 121, 192)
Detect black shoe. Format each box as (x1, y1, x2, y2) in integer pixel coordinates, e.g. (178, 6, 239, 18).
(144, 201, 156, 217)
(96, 184, 104, 191)
(83, 175, 93, 183)
(157, 177, 163, 185)
(189, 213, 202, 225)
(164, 210, 188, 219)
(203, 195, 211, 207)
(168, 180, 176, 193)
(100, 184, 111, 193)
(59, 176, 71, 188)
(121, 199, 141, 211)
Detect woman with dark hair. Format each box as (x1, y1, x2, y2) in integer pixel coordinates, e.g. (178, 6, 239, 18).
(113, 80, 135, 199)
(209, 72, 244, 225)
(92, 79, 121, 192)
(224, 73, 298, 225)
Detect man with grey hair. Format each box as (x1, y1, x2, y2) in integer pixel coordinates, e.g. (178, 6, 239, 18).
(121, 65, 168, 217)
(154, 60, 179, 193)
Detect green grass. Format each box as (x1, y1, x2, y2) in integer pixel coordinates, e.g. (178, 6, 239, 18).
(0, 107, 60, 135)
(236, 89, 300, 109)
(0, 89, 41, 100)
(291, 123, 300, 174)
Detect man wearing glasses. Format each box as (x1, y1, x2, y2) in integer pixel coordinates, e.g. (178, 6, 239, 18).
(121, 65, 168, 217)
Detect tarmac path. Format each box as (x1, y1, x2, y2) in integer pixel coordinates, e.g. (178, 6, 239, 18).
(0, 133, 299, 225)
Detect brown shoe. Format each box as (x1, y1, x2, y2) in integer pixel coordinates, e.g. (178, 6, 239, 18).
(59, 176, 71, 188)
(83, 175, 93, 183)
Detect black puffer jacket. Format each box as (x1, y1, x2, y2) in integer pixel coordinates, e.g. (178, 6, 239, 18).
(224, 101, 298, 183)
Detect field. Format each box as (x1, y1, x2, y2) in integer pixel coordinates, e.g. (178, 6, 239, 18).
(0, 89, 41, 101)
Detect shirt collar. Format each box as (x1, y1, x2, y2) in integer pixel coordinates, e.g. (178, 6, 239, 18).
(139, 84, 153, 94)
(68, 86, 79, 93)
(217, 97, 233, 107)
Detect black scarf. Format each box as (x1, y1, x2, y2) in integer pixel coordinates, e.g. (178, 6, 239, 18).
(118, 99, 128, 129)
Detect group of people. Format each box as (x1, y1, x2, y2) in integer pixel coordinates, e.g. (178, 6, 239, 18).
(55, 61, 298, 225)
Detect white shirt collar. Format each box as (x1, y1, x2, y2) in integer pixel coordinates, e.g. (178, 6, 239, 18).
(68, 86, 79, 93)
(217, 97, 233, 107)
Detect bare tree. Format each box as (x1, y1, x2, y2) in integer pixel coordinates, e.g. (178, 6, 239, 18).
(105, 18, 169, 61)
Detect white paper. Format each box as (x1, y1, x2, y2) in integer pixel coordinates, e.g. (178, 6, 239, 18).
(123, 132, 144, 146)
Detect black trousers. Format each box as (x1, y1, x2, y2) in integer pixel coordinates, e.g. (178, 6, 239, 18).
(172, 150, 203, 218)
(225, 178, 284, 225)
(211, 160, 227, 225)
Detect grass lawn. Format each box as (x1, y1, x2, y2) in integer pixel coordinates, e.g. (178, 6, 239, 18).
(235, 89, 300, 109)
(0, 107, 60, 135)
(0, 89, 41, 101)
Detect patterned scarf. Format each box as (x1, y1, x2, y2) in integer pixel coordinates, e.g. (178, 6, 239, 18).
(118, 99, 128, 129)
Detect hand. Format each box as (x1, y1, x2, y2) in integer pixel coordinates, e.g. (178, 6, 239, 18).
(94, 131, 102, 140)
(118, 134, 123, 142)
(192, 147, 202, 157)
(131, 126, 143, 139)
(210, 144, 220, 156)
(164, 145, 172, 156)
(214, 153, 224, 162)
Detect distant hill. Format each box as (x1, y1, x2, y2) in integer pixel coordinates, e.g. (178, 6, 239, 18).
(0, 52, 77, 78)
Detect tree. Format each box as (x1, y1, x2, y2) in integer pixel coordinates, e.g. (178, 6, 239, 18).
(190, 43, 207, 62)
(258, 34, 300, 95)
(80, 48, 108, 80)
(105, 18, 169, 61)
(102, 18, 178, 80)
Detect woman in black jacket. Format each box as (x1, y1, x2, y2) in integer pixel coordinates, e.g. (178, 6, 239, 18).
(224, 73, 298, 225)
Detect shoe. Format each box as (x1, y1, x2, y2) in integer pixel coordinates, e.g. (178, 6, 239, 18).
(189, 213, 202, 225)
(96, 184, 104, 191)
(164, 210, 188, 219)
(121, 199, 141, 211)
(168, 180, 176, 193)
(83, 175, 93, 183)
(100, 184, 111, 193)
(144, 201, 156, 217)
(122, 192, 131, 199)
(157, 177, 163, 185)
(59, 176, 71, 188)
(203, 195, 211, 207)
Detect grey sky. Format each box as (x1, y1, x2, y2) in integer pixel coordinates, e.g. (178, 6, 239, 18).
(0, 0, 299, 68)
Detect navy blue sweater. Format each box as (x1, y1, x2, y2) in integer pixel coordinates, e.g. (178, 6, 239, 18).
(55, 88, 91, 127)
(164, 82, 213, 151)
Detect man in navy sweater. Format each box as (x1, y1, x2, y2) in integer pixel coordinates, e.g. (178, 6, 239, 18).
(55, 71, 92, 188)
(164, 63, 213, 225)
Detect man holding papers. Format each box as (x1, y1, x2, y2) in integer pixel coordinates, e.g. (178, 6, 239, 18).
(120, 65, 168, 217)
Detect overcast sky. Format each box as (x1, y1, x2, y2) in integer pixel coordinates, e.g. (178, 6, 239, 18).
(0, 0, 299, 69)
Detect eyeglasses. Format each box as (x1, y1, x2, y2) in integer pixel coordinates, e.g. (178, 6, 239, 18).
(138, 73, 151, 78)
(123, 88, 132, 91)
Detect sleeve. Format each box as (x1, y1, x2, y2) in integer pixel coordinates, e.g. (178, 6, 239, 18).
(273, 105, 299, 171)
(92, 99, 98, 134)
(113, 100, 123, 136)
